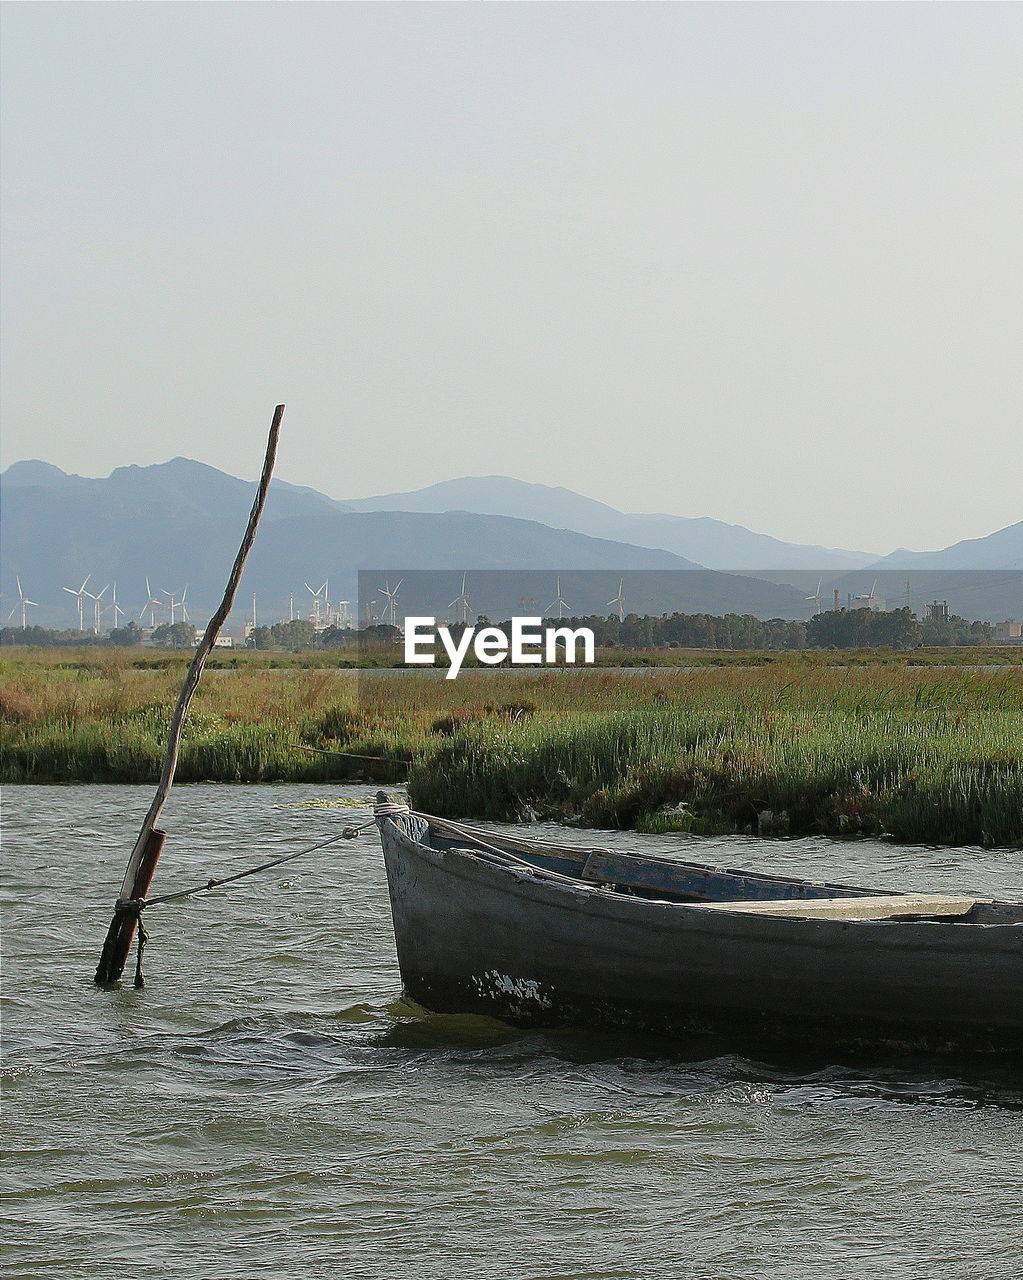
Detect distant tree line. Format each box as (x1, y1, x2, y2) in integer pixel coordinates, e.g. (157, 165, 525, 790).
(0, 621, 395, 651)
(246, 622, 396, 651)
(0, 620, 198, 648)
(541, 613, 811, 650)
(805, 607, 992, 649)
(492, 608, 994, 650)
(0, 609, 997, 651)
(1, 625, 97, 648)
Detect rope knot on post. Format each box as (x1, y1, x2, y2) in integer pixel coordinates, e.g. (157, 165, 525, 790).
(109, 896, 150, 988)
(114, 897, 146, 915)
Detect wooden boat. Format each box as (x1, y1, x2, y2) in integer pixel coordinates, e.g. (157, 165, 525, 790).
(374, 794, 1023, 1055)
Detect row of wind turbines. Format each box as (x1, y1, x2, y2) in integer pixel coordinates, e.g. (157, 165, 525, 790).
(6, 570, 911, 634)
(262, 575, 622, 630)
(71, 576, 191, 631)
(4, 575, 190, 631)
(380, 574, 904, 629)
(5, 575, 358, 634)
(369, 575, 630, 627)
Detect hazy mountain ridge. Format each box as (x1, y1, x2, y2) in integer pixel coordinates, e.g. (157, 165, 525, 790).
(1, 459, 811, 627)
(866, 521, 1023, 571)
(344, 475, 880, 570)
(2, 457, 345, 523)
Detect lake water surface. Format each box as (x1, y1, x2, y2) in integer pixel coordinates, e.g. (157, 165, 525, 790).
(3, 784, 1022, 1280)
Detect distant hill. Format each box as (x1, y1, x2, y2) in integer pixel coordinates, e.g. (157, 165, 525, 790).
(342, 475, 1021, 621)
(833, 523, 1023, 621)
(344, 475, 878, 570)
(1, 460, 72, 489)
(866, 521, 1023, 572)
(1, 456, 345, 523)
(0, 460, 808, 628)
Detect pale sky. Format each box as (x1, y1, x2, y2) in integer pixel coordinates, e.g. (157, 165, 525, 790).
(2, 2, 1020, 554)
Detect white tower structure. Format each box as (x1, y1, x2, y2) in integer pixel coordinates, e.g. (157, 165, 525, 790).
(448, 573, 471, 625)
(7, 577, 39, 629)
(547, 577, 570, 620)
(62, 575, 92, 631)
(607, 578, 626, 622)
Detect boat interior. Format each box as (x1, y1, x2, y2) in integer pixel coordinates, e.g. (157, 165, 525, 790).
(421, 820, 1019, 925)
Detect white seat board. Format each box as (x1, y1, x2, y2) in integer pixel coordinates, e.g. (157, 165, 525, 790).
(694, 893, 985, 920)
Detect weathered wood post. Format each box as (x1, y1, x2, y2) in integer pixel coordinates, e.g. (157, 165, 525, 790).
(94, 403, 285, 986)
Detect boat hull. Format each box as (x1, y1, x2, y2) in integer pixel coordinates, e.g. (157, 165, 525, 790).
(378, 814, 1023, 1056)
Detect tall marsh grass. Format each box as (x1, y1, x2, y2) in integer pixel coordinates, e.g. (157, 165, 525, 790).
(2, 653, 1020, 846)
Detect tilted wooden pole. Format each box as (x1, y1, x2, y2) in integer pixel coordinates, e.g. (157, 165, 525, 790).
(95, 404, 285, 986)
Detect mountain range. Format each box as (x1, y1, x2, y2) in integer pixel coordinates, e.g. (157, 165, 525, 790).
(869, 521, 1023, 571)
(1, 459, 1019, 628)
(343, 475, 879, 571)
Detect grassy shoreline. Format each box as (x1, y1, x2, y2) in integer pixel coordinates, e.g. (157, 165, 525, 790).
(2, 649, 1021, 847)
(1, 642, 1021, 671)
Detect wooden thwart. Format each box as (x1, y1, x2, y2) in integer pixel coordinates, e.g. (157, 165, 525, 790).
(695, 893, 986, 920)
(580, 848, 878, 902)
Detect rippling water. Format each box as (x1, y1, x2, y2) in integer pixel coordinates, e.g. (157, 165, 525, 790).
(3, 784, 1022, 1280)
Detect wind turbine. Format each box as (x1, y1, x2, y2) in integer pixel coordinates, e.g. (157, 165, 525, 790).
(162, 586, 187, 625)
(805, 578, 825, 615)
(377, 579, 403, 627)
(139, 578, 163, 627)
(546, 576, 570, 620)
(304, 581, 327, 625)
(448, 573, 471, 625)
(85, 584, 110, 633)
(63, 575, 92, 631)
(854, 580, 881, 611)
(607, 578, 626, 622)
(109, 583, 127, 628)
(7, 577, 39, 629)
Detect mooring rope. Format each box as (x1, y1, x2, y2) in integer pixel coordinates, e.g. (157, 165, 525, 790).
(112, 800, 577, 922)
(106, 799, 593, 985)
(103, 814, 385, 986)
(112, 819, 378, 917)
(373, 800, 414, 818)
(132, 912, 151, 989)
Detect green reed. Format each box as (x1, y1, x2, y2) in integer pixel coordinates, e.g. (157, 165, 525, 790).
(408, 671, 1023, 847)
(2, 653, 1020, 845)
